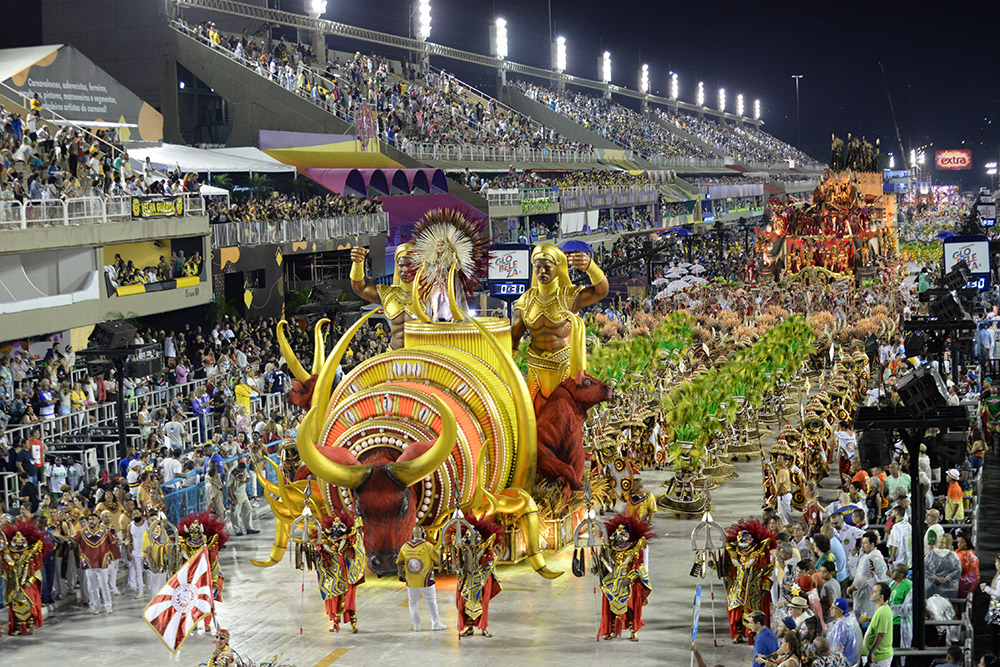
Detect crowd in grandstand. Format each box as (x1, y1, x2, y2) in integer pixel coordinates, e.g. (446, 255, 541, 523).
(184, 21, 591, 157)
(517, 80, 713, 161)
(207, 191, 382, 225)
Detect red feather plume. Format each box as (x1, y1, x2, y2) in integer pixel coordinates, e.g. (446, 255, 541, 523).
(3, 519, 53, 557)
(603, 512, 657, 543)
(724, 518, 775, 549)
(178, 510, 230, 550)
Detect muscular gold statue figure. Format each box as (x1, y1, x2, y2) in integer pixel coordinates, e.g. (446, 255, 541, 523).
(511, 243, 608, 411)
(350, 244, 418, 349)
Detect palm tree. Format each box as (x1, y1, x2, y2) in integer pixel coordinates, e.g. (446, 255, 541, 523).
(290, 175, 313, 200)
(211, 174, 234, 191)
(249, 173, 273, 200)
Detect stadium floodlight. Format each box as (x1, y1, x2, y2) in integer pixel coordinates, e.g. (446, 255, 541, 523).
(889, 154, 895, 169)
(491, 17, 508, 59)
(753, 98, 760, 120)
(910, 148, 917, 167)
(306, 0, 327, 16)
(736, 94, 744, 117)
(669, 72, 678, 100)
(718, 88, 726, 112)
(414, 0, 432, 42)
(600, 51, 611, 84)
(697, 81, 705, 107)
(639, 64, 649, 94)
(553, 36, 566, 73)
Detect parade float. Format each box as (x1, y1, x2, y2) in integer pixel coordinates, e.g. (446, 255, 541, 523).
(758, 135, 896, 284)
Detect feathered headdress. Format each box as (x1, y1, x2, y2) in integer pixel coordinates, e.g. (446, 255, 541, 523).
(320, 507, 356, 531)
(3, 519, 53, 557)
(603, 512, 657, 543)
(724, 518, 774, 549)
(178, 510, 230, 549)
(410, 208, 490, 299)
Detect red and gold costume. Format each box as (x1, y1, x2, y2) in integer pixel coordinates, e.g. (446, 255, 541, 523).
(720, 520, 775, 644)
(2, 522, 49, 635)
(455, 516, 503, 637)
(598, 515, 654, 642)
(315, 513, 366, 633)
(178, 512, 228, 630)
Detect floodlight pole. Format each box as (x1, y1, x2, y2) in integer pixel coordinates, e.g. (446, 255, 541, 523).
(791, 75, 803, 147)
(901, 427, 927, 653)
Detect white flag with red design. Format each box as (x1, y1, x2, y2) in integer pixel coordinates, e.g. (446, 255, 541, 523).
(143, 546, 214, 653)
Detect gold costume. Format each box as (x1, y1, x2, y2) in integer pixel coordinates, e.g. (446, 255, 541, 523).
(376, 283, 416, 321)
(515, 244, 586, 401)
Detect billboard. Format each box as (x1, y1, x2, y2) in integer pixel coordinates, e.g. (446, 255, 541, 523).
(935, 150, 972, 171)
(943, 236, 990, 290)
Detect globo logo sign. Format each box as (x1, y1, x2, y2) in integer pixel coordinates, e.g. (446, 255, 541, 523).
(935, 150, 972, 171)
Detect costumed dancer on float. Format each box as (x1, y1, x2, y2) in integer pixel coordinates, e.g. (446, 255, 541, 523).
(350, 243, 418, 350)
(178, 512, 228, 631)
(512, 243, 608, 412)
(597, 514, 654, 642)
(315, 512, 366, 634)
(396, 525, 446, 632)
(73, 513, 117, 615)
(2, 521, 48, 635)
(719, 519, 775, 644)
(455, 515, 503, 638)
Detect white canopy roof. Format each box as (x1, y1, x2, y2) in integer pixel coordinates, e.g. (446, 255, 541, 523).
(127, 143, 295, 174)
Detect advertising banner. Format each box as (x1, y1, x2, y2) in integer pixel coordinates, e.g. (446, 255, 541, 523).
(935, 150, 973, 171)
(132, 195, 184, 219)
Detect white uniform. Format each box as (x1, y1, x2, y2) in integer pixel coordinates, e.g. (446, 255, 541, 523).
(128, 520, 148, 594)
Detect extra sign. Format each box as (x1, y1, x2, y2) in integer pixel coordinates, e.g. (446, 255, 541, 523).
(935, 150, 973, 171)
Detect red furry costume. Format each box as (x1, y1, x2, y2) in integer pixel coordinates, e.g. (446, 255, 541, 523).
(535, 373, 612, 493)
(720, 519, 775, 644)
(2, 520, 51, 635)
(598, 514, 655, 640)
(178, 511, 229, 630)
(454, 514, 503, 635)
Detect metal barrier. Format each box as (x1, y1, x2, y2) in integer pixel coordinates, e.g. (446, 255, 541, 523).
(210, 212, 388, 248)
(2, 194, 206, 229)
(161, 451, 280, 524)
(646, 156, 727, 169)
(401, 143, 597, 164)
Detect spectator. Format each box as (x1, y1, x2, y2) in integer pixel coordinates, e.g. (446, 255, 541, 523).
(749, 610, 778, 666)
(862, 581, 894, 666)
(888, 562, 913, 654)
(16, 470, 38, 513)
(846, 531, 887, 623)
(956, 533, 980, 598)
(809, 637, 848, 667)
(886, 505, 912, 569)
(824, 598, 861, 666)
(925, 533, 962, 599)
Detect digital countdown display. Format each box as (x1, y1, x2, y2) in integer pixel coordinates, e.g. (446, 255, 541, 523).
(488, 244, 531, 302)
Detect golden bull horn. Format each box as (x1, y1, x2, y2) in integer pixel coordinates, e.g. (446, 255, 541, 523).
(297, 408, 372, 490)
(312, 318, 330, 374)
(277, 319, 310, 383)
(389, 396, 458, 488)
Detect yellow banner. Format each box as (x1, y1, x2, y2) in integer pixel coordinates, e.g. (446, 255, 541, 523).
(131, 195, 184, 218)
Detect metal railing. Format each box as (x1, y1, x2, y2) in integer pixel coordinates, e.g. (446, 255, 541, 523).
(0, 194, 206, 230)
(211, 212, 388, 248)
(646, 156, 727, 169)
(401, 143, 597, 164)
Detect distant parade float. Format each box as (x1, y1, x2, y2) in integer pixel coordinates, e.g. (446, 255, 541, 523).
(758, 135, 896, 284)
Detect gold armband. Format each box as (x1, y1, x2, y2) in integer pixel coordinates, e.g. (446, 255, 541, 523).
(349, 260, 366, 282)
(586, 260, 605, 286)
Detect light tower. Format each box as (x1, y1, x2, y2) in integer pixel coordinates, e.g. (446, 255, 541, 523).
(669, 72, 679, 107)
(639, 63, 649, 112)
(490, 17, 508, 85)
(412, 0, 432, 73)
(754, 98, 761, 122)
(736, 93, 744, 118)
(551, 35, 566, 91)
(599, 51, 611, 99)
(718, 88, 726, 113)
(305, 0, 327, 65)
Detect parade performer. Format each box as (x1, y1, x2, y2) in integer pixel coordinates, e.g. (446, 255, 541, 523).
(178, 512, 228, 631)
(625, 478, 657, 573)
(409, 208, 490, 323)
(315, 512, 366, 633)
(770, 440, 795, 526)
(720, 520, 775, 644)
(207, 628, 236, 667)
(597, 514, 654, 642)
(74, 513, 117, 615)
(456, 515, 503, 638)
(2, 521, 48, 634)
(512, 243, 609, 411)
(396, 526, 446, 632)
(350, 243, 418, 349)
(142, 513, 175, 597)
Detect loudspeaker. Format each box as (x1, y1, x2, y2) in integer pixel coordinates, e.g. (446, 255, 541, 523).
(896, 365, 949, 418)
(126, 357, 162, 377)
(857, 430, 892, 469)
(935, 432, 968, 468)
(928, 292, 968, 320)
(91, 320, 137, 349)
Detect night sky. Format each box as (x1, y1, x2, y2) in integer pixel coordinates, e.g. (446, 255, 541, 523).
(5, 0, 998, 187)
